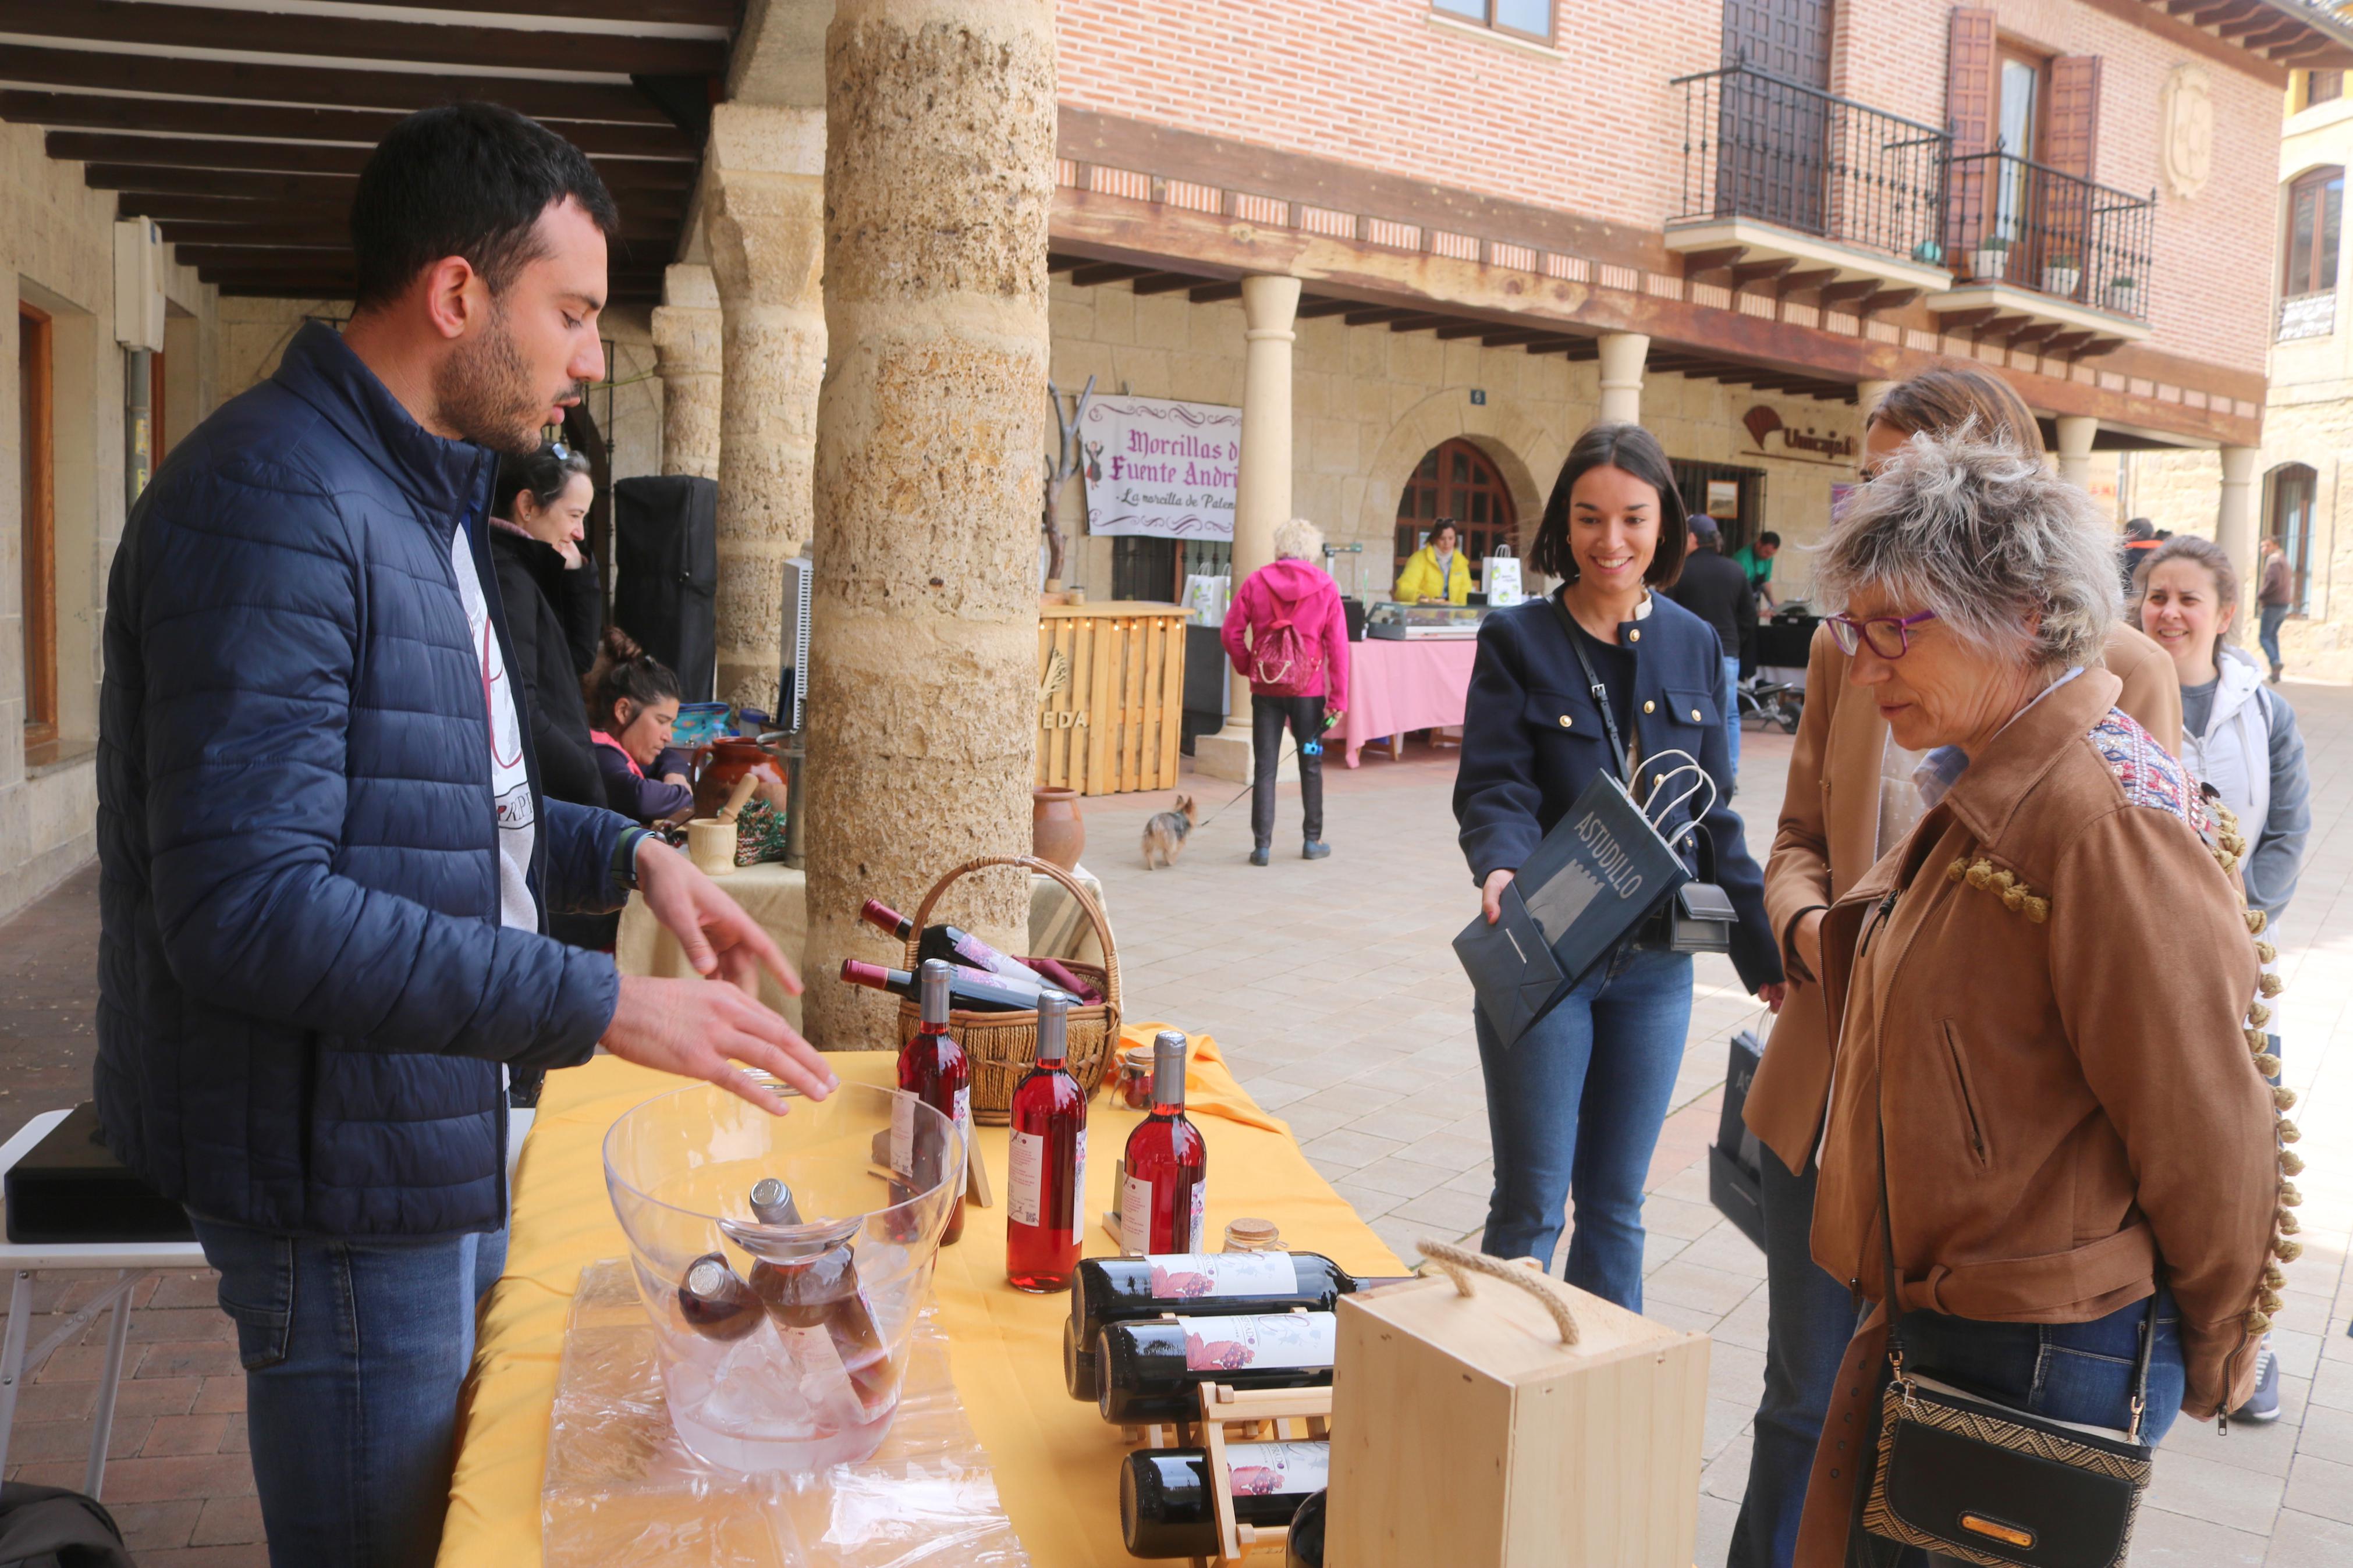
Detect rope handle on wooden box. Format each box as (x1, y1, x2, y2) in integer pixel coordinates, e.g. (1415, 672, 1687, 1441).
(905, 854, 1123, 1008)
(1417, 1239, 1580, 1345)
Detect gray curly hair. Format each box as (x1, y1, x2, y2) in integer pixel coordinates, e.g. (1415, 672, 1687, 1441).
(1273, 516, 1325, 561)
(1817, 426, 2118, 673)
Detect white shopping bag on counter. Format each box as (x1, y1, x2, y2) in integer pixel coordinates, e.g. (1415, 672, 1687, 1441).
(1484, 550, 1523, 608)
(1183, 573, 1230, 626)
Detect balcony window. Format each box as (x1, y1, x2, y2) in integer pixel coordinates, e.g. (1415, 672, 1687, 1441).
(2310, 70, 2344, 108)
(1431, 0, 1552, 44)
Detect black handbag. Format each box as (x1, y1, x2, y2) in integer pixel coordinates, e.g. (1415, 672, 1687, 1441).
(1861, 1066, 2158, 1568)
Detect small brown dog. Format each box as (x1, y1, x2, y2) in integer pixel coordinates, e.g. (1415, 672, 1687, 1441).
(1140, 795, 1197, 869)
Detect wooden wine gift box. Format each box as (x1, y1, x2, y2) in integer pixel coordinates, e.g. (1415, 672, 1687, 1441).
(1325, 1254, 1710, 1567)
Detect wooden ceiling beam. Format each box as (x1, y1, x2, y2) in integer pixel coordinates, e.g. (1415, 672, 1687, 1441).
(2185, 0, 2265, 26)
(0, 91, 694, 159)
(1818, 279, 1880, 306)
(1188, 281, 1243, 303)
(0, 44, 674, 125)
(49, 133, 689, 190)
(2001, 321, 2066, 347)
(1067, 262, 1154, 288)
(1341, 306, 1417, 326)
(1434, 321, 1500, 339)
(1936, 306, 2003, 329)
(1517, 335, 1586, 354)
(324, 0, 736, 22)
(1385, 314, 1453, 333)
(1472, 328, 1552, 346)
(84, 165, 356, 202)
(1729, 257, 1797, 288)
(1858, 287, 1919, 315)
(125, 192, 684, 229)
(1293, 297, 1357, 318)
(1676, 246, 1746, 276)
(1777, 267, 1839, 297)
(2224, 15, 2305, 45)
(2075, 336, 2128, 358)
(0, 1, 727, 76)
(1123, 273, 1203, 295)
(2041, 330, 2096, 357)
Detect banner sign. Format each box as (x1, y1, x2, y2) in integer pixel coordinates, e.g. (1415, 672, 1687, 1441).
(1078, 395, 1241, 539)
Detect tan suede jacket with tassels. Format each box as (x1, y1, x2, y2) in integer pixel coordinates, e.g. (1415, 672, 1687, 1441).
(1807, 667, 2294, 1421)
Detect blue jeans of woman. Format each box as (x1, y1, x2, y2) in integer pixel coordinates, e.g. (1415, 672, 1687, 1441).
(189, 1214, 507, 1568)
(1855, 1291, 2183, 1567)
(1474, 942, 1693, 1308)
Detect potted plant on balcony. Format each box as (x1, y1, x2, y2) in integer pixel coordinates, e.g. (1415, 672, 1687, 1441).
(1971, 235, 2010, 281)
(2042, 250, 2083, 299)
(2103, 274, 2138, 314)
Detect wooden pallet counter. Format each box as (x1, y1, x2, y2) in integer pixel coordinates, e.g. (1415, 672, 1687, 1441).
(1035, 601, 1190, 796)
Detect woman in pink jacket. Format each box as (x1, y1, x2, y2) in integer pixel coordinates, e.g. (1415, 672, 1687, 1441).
(1221, 517, 1351, 866)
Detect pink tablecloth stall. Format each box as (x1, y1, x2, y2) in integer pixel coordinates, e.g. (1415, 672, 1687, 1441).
(1338, 636, 1481, 766)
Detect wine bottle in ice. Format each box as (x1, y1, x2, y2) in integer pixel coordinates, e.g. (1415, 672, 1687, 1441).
(677, 1252, 761, 1341)
(746, 1244, 896, 1413)
(859, 898, 1052, 987)
(1120, 1030, 1206, 1258)
(897, 959, 971, 1245)
(1006, 992, 1087, 1293)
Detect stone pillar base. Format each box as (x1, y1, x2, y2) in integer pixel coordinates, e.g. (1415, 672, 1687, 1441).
(1192, 724, 1297, 786)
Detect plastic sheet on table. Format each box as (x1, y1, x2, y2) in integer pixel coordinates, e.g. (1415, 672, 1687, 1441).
(542, 1260, 1030, 1568)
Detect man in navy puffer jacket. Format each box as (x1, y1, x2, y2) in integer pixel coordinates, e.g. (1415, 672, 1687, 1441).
(97, 105, 837, 1568)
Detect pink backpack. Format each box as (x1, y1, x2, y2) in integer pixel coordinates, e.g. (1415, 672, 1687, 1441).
(1250, 591, 1326, 697)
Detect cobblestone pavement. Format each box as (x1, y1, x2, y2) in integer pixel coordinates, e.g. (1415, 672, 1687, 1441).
(2, 684, 2347, 1566)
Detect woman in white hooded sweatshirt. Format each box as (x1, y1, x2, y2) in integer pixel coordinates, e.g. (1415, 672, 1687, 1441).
(2139, 531, 2311, 1423)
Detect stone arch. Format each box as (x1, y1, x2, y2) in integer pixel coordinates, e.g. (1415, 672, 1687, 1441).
(1358, 389, 1566, 567)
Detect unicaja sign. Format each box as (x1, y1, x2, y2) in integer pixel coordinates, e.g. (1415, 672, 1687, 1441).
(1741, 405, 1855, 465)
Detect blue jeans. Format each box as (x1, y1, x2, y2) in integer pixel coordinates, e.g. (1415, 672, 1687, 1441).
(2259, 602, 2288, 674)
(1474, 943, 1693, 1308)
(1729, 1147, 1856, 1568)
(1857, 1292, 2183, 1567)
(1723, 653, 1744, 786)
(190, 1214, 507, 1568)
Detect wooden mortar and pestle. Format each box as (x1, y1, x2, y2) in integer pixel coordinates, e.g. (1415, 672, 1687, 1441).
(687, 772, 760, 876)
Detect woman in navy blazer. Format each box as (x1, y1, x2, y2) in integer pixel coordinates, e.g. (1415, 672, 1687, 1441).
(1453, 422, 1785, 1306)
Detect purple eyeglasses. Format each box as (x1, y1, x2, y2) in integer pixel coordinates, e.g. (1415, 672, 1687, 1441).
(1826, 609, 1939, 659)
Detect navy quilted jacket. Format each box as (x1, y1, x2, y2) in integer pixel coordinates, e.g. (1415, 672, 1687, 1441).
(95, 323, 633, 1238)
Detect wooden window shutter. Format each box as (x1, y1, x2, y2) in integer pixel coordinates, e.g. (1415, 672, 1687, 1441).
(2046, 56, 2103, 180)
(1946, 8, 1998, 155)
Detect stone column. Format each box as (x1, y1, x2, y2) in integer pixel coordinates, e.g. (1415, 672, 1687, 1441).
(1194, 275, 1302, 785)
(2217, 445, 2260, 622)
(2054, 415, 2098, 490)
(800, 0, 1057, 1048)
(650, 263, 722, 479)
(1596, 332, 1648, 425)
(705, 102, 828, 709)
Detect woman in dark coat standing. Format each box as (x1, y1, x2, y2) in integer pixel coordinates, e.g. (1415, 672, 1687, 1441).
(1454, 422, 1784, 1307)
(489, 443, 604, 812)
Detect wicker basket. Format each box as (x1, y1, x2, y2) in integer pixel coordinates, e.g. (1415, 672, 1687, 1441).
(892, 855, 1122, 1124)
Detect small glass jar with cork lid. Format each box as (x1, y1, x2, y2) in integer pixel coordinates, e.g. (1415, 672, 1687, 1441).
(1222, 1217, 1285, 1253)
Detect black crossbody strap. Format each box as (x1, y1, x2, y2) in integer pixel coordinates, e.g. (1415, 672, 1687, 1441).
(1548, 589, 1631, 786)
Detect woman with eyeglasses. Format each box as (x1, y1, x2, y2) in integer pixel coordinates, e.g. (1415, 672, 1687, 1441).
(1453, 423, 1784, 1308)
(1727, 366, 2184, 1568)
(1787, 429, 2281, 1568)
(1731, 369, 2183, 1568)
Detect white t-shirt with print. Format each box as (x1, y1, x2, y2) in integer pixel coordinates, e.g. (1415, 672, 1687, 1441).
(450, 528, 538, 932)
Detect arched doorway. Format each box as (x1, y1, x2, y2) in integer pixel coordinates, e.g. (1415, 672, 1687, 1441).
(2266, 463, 2316, 612)
(1394, 438, 1517, 583)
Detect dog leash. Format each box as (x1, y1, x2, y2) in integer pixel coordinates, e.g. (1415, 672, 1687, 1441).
(1185, 735, 1301, 834)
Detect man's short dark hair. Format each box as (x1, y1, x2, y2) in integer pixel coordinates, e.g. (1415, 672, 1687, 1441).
(1530, 422, 1689, 587)
(1757, 531, 1781, 548)
(350, 102, 620, 311)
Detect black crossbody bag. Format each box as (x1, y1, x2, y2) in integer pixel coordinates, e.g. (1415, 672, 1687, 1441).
(1552, 594, 1734, 957)
(1861, 1064, 2159, 1568)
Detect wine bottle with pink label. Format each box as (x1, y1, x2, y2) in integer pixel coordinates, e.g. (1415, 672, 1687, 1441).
(1120, 1031, 1206, 1258)
(1120, 1441, 1330, 1558)
(1094, 1310, 1338, 1423)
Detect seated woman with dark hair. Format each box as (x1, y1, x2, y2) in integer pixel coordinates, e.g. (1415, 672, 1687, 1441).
(489, 442, 604, 811)
(586, 627, 695, 825)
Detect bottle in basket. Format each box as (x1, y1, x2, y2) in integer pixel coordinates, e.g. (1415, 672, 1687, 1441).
(897, 959, 972, 1246)
(840, 958, 1071, 1012)
(860, 897, 1052, 988)
(1006, 992, 1087, 1293)
(1120, 1031, 1206, 1257)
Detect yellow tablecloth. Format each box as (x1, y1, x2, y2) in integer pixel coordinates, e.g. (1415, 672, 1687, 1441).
(437, 1029, 1404, 1567)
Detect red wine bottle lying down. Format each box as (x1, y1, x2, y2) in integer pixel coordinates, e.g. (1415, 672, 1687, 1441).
(1063, 1253, 1412, 1401)
(839, 958, 1074, 1013)
(1095, 1310, 1337, 1424)
(860, 898, 1052, 987)
(1121, 1440, 1330, 1558)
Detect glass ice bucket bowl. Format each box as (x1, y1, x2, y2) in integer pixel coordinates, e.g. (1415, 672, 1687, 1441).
(602, 1080, 965, 1474)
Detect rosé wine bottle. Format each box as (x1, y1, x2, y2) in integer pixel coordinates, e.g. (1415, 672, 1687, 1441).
(1120, 1031, 1206, 1258)
(1006, 992, 1088, 1292)
(898, 959, 971, 1245)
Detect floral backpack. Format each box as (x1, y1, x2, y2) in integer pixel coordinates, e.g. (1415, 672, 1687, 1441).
(1250, 589, 1326, 698)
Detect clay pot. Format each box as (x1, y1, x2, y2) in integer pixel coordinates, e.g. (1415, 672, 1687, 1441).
(1031, 787, 1085, 870)
(693, 739, 788, 820)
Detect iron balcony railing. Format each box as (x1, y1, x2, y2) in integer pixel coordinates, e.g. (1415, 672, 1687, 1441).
(1945, 147, 2155, 321)
(1672, 62, 1951, 268)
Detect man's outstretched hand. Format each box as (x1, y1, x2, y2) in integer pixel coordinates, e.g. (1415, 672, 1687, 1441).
(599, 835, 834, 1115)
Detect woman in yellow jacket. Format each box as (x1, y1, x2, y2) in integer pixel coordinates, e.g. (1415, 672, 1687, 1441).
(1393, 520, 1471, 604)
